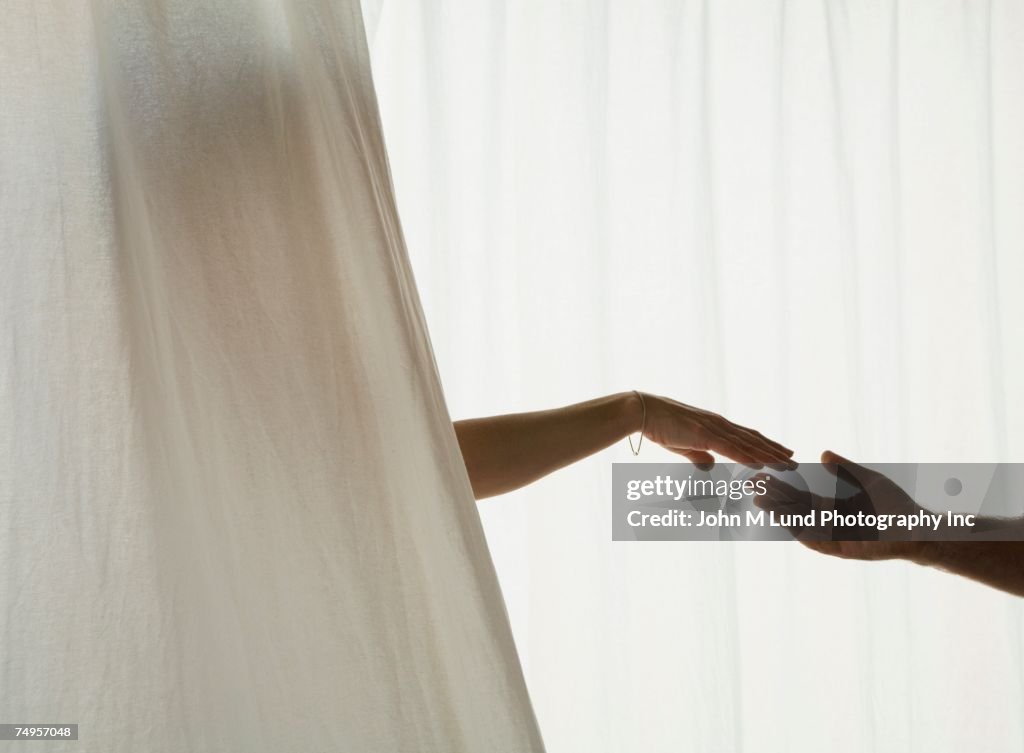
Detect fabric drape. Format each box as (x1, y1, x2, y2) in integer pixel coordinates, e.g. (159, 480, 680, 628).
(1, 2, 544, 751)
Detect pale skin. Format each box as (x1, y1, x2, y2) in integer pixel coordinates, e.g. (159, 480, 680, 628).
(453, 391, 795, 500)
(755, 451, 1024, 598)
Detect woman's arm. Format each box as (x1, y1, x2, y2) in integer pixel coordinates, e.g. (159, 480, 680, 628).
(454, 391, 794, 499)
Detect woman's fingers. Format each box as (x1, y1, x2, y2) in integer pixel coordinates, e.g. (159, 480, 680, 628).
(728, 429, 794, 467)
(709, 420, 795, 468)
(648, 396, 794, 467)
(738, 425, 793, 457)
(723, 419, 793, 458)
(703, 433, 763, 468)
(672, 448, 716, 470)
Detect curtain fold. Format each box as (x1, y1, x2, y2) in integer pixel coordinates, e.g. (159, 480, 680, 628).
(2, 2, 544, 750)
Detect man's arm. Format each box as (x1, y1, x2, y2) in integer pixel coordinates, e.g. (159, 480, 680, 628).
(910, 541, 1024, 598)
(454, 391, 794, 499)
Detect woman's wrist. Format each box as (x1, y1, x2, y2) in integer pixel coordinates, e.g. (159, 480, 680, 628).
(617, 391, 646, 437)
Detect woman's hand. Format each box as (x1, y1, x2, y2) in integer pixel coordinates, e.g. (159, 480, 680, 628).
(455, 391, 793, 499)
(637, 392, 795, 469)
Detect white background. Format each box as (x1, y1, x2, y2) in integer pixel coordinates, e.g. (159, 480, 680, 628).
(368, 1, 1024, 750)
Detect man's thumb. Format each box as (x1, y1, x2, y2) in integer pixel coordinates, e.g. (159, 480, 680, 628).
(821, 450, 878, 487)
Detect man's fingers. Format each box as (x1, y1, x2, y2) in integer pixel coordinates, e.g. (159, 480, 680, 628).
(822, 450, 851, 466)
(750, 478, 832, 541)
(754, 475, 808, 507)
(821, 450, 878, 486)
(753, 477, 841, 542)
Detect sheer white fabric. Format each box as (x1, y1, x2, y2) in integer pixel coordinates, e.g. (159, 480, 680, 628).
(370, 1, 1024, 752)
(1, 2, 543, 751)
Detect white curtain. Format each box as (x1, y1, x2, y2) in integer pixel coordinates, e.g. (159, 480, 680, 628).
(2, 2, 543, 750)
(369, 1, 1024, 751)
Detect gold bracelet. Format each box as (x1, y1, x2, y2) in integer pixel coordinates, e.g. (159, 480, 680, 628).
(628, 390, 646, 456)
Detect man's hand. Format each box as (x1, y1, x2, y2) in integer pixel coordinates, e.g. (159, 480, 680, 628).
(755, 450, 1024, 597)
(754, 450, 927, 561)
